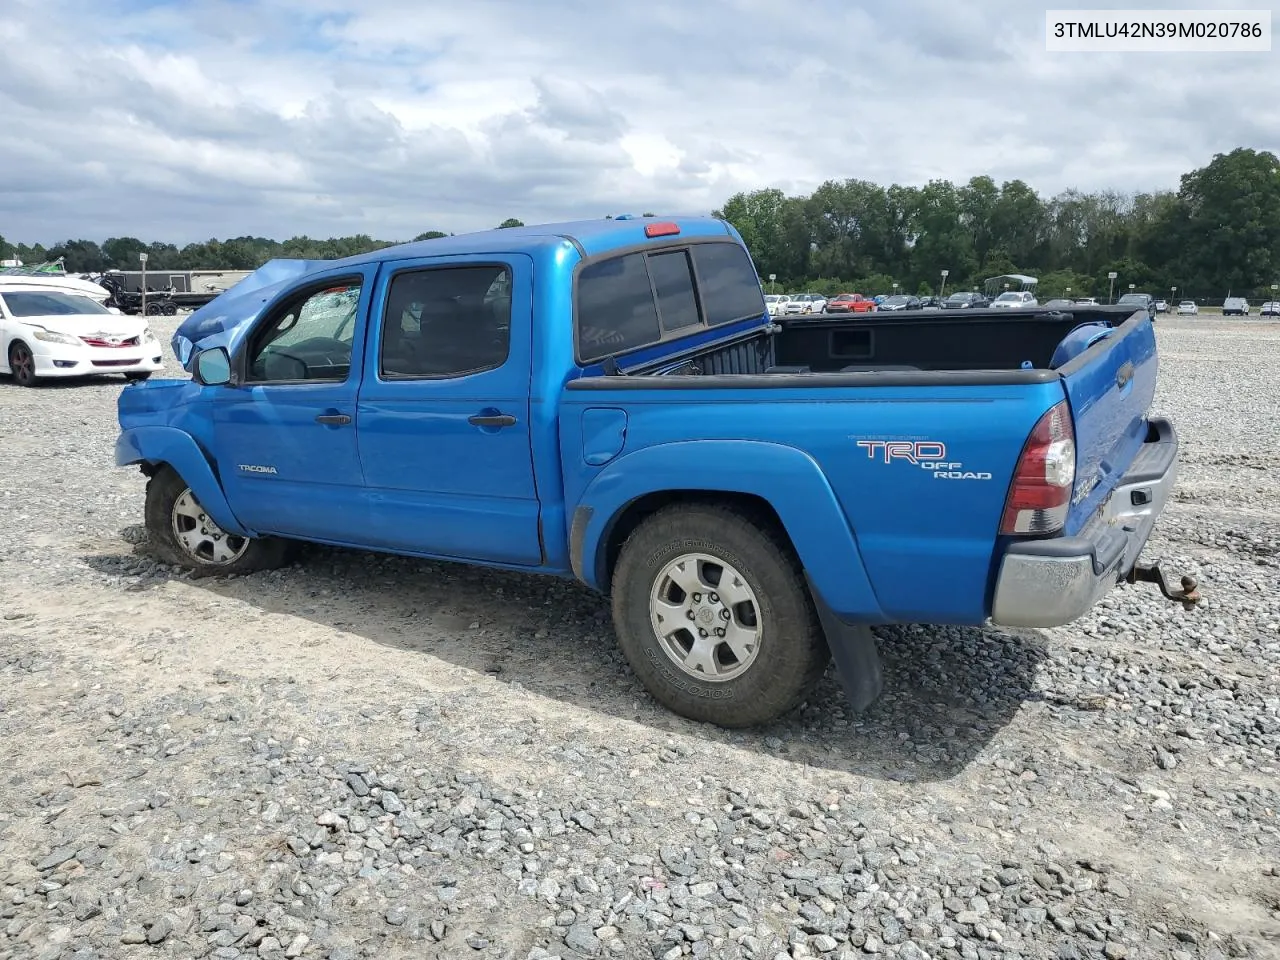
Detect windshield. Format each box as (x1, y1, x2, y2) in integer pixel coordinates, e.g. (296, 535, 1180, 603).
(994, 292, 1021, 301)
(1118, 294, 1145, 303)
(883, 295, 909, 304)
(0, 291, 112, 317)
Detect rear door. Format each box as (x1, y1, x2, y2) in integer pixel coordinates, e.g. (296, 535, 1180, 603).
(353, 254, 542, 565)
(1057, 312, 1159, 534)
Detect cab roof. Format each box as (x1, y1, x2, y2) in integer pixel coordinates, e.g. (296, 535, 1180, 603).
(338, 214, 737, 266)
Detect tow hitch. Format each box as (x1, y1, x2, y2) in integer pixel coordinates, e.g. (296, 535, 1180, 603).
(1127, 561, 1202, 610)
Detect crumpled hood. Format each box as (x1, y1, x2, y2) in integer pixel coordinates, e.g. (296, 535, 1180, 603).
(170, 258, 331, 369)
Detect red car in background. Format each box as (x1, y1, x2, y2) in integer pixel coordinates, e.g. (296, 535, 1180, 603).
(823, 293, 876, 314)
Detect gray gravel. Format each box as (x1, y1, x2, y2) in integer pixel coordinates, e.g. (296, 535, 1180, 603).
(1, 315, 1278, 960)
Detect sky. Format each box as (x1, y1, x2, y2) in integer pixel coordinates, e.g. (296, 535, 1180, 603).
(1, 0, 1276, 246)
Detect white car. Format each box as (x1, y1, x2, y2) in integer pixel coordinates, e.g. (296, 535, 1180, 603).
(1260, 301, 1280, 317)
(1176, 300, 1199, 315)
(764, 294, 788, 316)
(1075, 297, 1099, 306)
(990, 291, 1038, 309)
(1, 288, 164, 387)
(784, 293, 827, 314)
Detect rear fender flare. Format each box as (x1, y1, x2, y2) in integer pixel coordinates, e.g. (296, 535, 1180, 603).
(573, 439, 885, 620)
(115, 426, 250, 537)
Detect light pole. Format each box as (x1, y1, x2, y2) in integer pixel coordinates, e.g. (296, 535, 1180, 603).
(1107, 271, 1117, 303)
(940, 269, 949, 299)
(139, 252, 148, 318)
(892, 282, 899, 297)
(1066, 286, 1072, 300)
(768, 273, 776, 294)
(1128, 283, 1135, 294)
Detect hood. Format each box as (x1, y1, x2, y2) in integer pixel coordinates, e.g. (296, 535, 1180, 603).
(15, 312, 149, 338)
(170, 258, 331, 369)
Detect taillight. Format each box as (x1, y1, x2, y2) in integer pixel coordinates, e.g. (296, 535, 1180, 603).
(999, 400, 1076, 536)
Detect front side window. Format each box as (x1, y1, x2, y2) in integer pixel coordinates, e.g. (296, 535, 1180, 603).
(247, 280, 361, 382)
(380, 264, 511, 378)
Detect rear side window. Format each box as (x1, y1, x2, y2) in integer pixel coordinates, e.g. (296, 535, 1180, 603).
(690, 242, 766, 325)
(577, 253, 659, 361)
(575, 240, 765, 363)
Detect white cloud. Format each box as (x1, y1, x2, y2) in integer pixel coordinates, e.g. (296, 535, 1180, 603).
(0, 0, 1271, 245)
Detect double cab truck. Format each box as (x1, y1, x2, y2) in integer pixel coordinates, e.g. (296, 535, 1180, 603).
(114, 215, 1197, 729)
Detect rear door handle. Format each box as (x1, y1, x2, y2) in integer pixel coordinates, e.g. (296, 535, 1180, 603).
(468, 414, 516, 427)
(315, 414, 352, 425)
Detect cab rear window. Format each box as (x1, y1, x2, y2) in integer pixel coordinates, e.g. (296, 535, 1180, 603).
(575, 240, 765, 363)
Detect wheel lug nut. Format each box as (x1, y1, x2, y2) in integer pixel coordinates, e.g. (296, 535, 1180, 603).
(691, 593, 701, 603)
(720, 609, 731, 620)
(686, 610, 696, 620)
(709, 593, 719, 603)
(715, 627, 725, 637)
(698, 628, 708, 638)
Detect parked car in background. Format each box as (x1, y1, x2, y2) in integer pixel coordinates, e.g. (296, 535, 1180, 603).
(990, 291, 1038, 309)
(1176, 300, 1199, 315)
(1117, 293, 1156, 320)
(1260, 301, 1280, 317)
(1075, 297, 1099, 306)
(1154, 299, 1169, 313)
(764, 294, 787, 316)
(824, 293, 876, 314)
(2, 288, 164, 387)
(876, 294, 922, 312)
(918, 296, 943, 310)
(784, 293, 825, 315)
(943, 292, 989, 309)
(1222, 297, 1250, 316)
(1041, 299, 1074, 309)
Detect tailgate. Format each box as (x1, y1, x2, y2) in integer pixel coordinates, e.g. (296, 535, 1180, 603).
(1059, 313, 1159, 534)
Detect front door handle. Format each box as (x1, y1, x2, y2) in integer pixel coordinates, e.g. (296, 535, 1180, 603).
(315, 414, 352, 425)
(468, 414, 516, 427)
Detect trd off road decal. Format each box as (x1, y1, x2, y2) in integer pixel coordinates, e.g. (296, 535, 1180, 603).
(852, 438, 992, 481)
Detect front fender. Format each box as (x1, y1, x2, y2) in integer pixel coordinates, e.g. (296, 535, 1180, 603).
(115, 426, 250, 537)
(573, 439, 886, 621)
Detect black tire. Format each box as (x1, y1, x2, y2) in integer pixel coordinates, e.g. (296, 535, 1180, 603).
(8, 340, 37, 387)
(610, 503, 830, 728)
(124, 371, 153, 382)
(144, 465, 290, 575)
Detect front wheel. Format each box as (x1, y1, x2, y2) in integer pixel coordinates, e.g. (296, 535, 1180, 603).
(143, 466, 290, 574)
(8, 341, 37, 387)
(610, 503, 831, 728)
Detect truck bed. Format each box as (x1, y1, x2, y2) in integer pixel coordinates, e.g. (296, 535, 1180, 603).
(632, 306, 1137, 379)
(561, 305, 1158, 626)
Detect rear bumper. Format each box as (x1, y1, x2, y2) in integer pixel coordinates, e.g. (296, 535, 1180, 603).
(990, 417, 1178, 628)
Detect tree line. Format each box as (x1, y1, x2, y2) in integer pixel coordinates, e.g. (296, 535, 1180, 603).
(3, 148, 1277, 302)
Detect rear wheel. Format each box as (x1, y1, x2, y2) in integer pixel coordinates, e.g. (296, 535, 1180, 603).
(144, 465, 290, 574)
(610, 503, 830, 728)
(8, 341, 37, 387)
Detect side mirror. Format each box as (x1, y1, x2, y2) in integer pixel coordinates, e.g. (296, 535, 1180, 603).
(193, 347, 232, 386)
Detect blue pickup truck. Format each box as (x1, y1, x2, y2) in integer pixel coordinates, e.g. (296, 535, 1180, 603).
(114, 215, 1197, 728)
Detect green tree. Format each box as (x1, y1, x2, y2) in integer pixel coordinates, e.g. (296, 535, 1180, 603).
(497, 218, 524, 228)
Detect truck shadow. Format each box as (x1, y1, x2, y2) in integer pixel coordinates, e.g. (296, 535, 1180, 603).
(88, 536, 1050, 785)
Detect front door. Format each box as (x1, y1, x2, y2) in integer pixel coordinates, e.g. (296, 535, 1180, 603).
(210, 268, 375, 543)
(354, 254, 542, 566)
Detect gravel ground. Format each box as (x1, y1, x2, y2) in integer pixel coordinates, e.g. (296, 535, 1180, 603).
(1, 315, 1278, 960)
